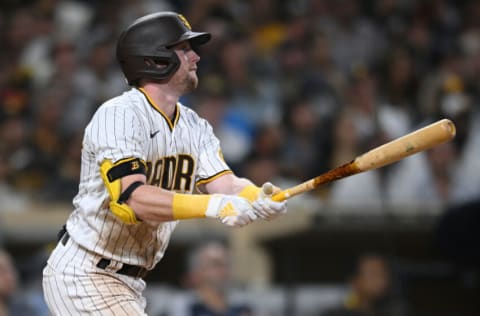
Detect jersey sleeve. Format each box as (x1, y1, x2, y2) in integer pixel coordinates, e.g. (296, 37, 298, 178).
(195, 120, 232, 187)
(85, 103, 147, 164)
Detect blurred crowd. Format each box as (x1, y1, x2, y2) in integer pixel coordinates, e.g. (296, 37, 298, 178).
(145, 242, 410, 316)
(2, 0, 480, 212)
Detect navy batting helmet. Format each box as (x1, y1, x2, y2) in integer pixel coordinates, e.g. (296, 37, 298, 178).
(116, 12, 211, 85)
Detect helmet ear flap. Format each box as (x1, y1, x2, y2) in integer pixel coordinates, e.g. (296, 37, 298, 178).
(120, 50, 181, 85)
(143, 52, 181, 82)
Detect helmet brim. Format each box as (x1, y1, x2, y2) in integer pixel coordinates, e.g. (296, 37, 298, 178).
(169, 31, 211, 48)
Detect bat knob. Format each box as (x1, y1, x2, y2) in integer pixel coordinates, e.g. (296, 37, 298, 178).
(262, 182, 274, 196)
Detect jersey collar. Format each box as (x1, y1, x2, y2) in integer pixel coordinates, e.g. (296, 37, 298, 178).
(137, 87, 180, 131)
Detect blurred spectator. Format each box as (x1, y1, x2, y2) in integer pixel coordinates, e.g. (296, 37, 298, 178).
(319, 254, 408, 316)
(276, 38, 310, 103)
(193, 85, 255, 169)
(66, 35, 126, 133)
(0, 249, 17, 316)
(377, 46, 418, 140)
(0, 117, 38, 193)
(303, 31, 345, 119)
(54, 0, 94, 42)
(327, 111, 383, 209)
(40, 131, 82, 202)
(386, 74, 480, 206)
(0, 56, 33, 120)
(315, 0, 386, 74)
(385, 141, 457, 208)
(0, 152, 30, 213)
(4, 8, 38, 59)
(18, 2, 56, 89)
(241, 123, 292, 189)
(29, 90, 65, 185)
(170, 241, 253, 316)
(280, 98, 327, 181)
(342, 66, 380, 145)
(0, 249, 36, 316)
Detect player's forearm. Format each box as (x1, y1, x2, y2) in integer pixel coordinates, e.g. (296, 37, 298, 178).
(128, 185, 218, 222)
(203, 173, 263, 203)
(127, 184, 257, 227)
(204, 173, 254, 195)
(231, 177, 256, 194)
(118, 173, 257, 223)
(127, 185, 176, 222)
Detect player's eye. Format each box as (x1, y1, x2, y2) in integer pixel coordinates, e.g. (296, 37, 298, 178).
(175, 42, 192, 52)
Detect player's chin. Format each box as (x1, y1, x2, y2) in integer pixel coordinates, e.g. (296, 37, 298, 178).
(184, 75, 198, 92)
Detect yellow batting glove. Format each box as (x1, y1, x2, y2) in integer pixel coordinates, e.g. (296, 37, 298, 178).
(239, 182, 287, 221)
(172, 193, 257, 227)
(238, 184, 262, 203)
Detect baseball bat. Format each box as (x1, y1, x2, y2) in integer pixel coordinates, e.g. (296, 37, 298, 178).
(270, 119, 456, 202)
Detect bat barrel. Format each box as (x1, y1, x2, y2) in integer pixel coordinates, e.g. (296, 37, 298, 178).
(271, 119, 456, 202)
(355, 119, 456, 171)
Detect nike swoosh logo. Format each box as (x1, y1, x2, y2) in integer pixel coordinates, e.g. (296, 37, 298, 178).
(150, 130, 160, 138)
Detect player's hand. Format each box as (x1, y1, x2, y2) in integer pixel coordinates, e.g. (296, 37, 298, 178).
(251, 182, 287, 221)
(206, 194, 258, 227)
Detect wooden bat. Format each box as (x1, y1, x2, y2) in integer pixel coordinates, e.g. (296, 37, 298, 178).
(269, 119, 456, 202)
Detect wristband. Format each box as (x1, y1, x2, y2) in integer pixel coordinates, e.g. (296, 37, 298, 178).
(172, 193, 211, 220)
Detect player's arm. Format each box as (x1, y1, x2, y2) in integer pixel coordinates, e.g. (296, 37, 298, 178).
(99, 158, 256, 226)
(120, 173, 174, 222)
(125, 175, 257, 225)
(200, 172, 252, 195)
(202, 173, 288, 220)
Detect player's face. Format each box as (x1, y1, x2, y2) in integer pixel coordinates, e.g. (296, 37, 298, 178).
(170, 41, 200, 93)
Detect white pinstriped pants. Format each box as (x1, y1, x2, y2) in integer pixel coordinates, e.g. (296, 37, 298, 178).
(42, 234, 148, 315)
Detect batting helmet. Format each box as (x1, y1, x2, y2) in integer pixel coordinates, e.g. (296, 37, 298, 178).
(116, 12, 211, 85)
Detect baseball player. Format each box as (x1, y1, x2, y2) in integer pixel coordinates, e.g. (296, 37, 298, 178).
(42, 12, 287, 316)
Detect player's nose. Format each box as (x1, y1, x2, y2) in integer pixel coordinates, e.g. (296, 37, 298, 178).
(189, 49, 200, 63)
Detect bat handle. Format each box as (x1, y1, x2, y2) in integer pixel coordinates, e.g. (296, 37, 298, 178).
(271, 190, 289, 202)
(262, 182, 289, 202)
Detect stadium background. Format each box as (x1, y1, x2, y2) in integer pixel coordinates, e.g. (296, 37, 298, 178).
(0, 0, 479, 315)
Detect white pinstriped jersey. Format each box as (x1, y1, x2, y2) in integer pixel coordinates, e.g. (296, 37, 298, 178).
(66, 87, 231, 270)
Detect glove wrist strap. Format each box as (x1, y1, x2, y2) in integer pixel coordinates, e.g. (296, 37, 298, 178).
(238, 184, 261, 202)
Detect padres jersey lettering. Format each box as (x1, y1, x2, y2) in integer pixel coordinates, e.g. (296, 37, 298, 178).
(146, 154, 195, 191)
(65, 88, 231, 269)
